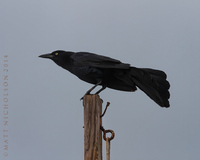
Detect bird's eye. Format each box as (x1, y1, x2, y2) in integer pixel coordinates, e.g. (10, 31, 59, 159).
(55, 52, 58, 55)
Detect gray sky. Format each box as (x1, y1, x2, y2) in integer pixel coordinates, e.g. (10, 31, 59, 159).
(1, 0, 200, 160)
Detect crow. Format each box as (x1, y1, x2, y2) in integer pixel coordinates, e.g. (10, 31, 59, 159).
(39, 50, 170, 107)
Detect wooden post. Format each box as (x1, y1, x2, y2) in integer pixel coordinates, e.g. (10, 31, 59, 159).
(83, 94, 102, 160)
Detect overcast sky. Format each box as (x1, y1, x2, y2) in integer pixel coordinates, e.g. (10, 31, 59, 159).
(1, 0, 200, 160)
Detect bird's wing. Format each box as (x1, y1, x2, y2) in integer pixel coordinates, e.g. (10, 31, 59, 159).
(71, 52, 130, 69)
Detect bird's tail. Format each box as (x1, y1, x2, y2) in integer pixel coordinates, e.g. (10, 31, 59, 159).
(130, 67, 170, 107)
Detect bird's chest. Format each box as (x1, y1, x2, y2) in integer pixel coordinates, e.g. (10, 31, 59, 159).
(72, 66, 103, 84)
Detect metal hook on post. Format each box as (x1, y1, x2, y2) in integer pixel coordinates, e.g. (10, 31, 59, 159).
(100, 102, 115, 160)
(101, 102, 110, 118)
(103, 129, 115, 141)
(103, 129, 115, 160)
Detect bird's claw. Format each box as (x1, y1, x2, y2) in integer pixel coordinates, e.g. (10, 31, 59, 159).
(80, 81, 102, 100)
(80, 96, 84, 100)
(80, 92, 91, 100)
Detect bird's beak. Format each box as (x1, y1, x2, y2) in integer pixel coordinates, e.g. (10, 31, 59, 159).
(39, 53, 54, 59)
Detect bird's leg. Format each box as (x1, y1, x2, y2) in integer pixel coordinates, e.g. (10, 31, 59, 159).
(80, 81, 102, 100)
(85, 81, 101, 95)
(95, 85, 106, 94)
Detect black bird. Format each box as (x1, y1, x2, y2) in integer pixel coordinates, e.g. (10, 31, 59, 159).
(39, 50, 170, 107)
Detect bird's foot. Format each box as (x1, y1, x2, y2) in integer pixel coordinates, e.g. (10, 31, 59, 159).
(80, 81, 102, 100)
(80, 91, 91, 100)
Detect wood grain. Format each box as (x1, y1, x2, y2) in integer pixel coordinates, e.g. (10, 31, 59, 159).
(83, 94, 102, 160)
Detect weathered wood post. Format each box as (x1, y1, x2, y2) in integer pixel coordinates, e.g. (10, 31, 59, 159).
(83, 94, 102, 160)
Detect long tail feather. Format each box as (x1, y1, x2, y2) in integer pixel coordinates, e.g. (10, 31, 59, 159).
(130, 67, 170, 107)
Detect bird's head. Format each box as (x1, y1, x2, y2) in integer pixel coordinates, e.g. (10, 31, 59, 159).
(39, 50, 74, 67)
